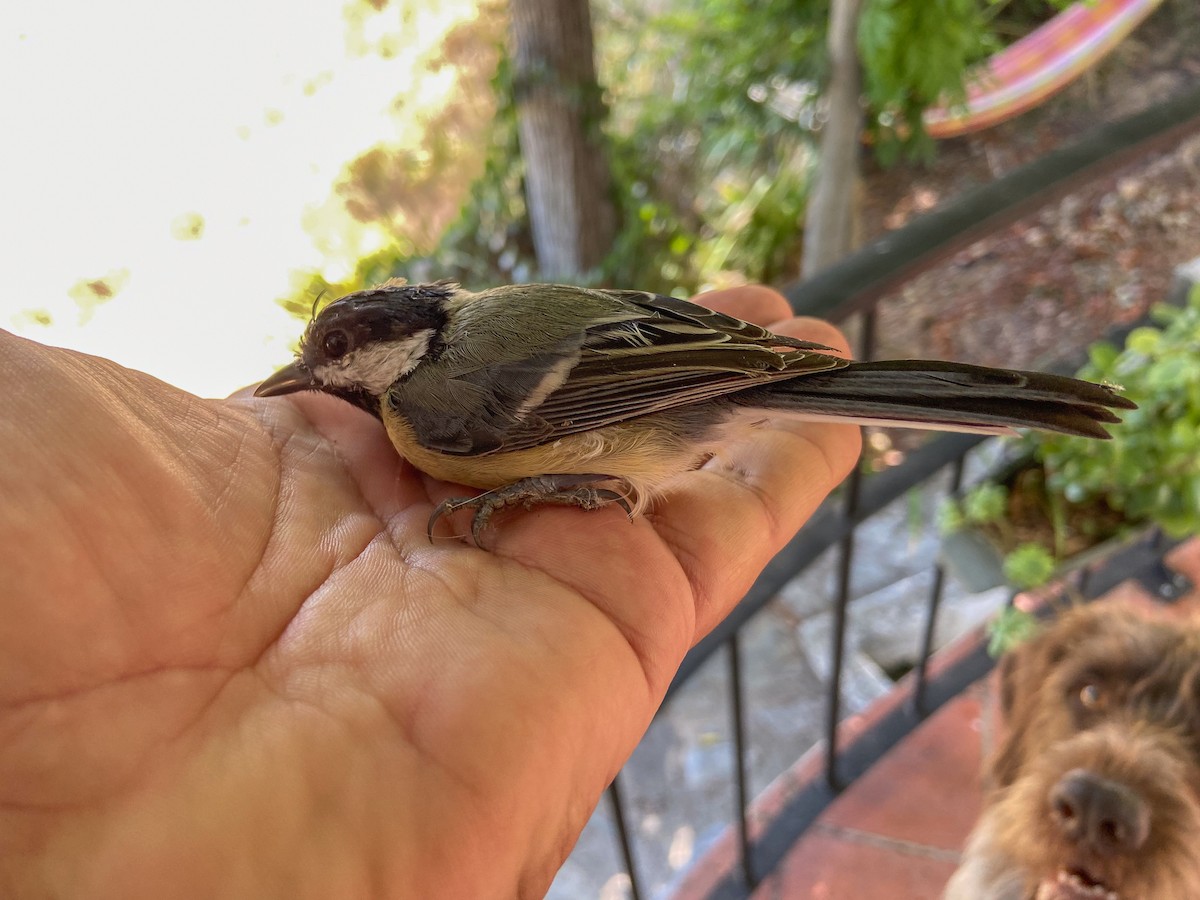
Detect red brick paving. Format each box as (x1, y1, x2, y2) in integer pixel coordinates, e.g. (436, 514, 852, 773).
(753, 830, 960, 900)
(819, 690, 987, 851)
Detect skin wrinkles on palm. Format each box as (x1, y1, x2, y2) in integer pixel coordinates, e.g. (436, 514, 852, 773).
(0, 286, 858, 899)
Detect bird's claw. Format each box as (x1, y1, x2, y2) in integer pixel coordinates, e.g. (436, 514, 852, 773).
(426, 474, 635, 546)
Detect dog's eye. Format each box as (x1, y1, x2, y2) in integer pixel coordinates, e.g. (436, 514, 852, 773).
(1078, 683, 1105, 710)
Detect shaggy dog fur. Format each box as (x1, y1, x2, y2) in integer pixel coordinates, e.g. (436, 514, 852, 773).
(944, 603, 1200, 900)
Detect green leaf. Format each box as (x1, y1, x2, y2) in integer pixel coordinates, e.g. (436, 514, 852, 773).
(1126, 326, 1161, 355)
(1003, 543, 1056, 590)
(1087, 341, 1118, 373)
(937, 500, 965, 536)
(987, 606, 1041, 657)
(1146, 355, 1190, 391)
(962, 483, 1008, 525)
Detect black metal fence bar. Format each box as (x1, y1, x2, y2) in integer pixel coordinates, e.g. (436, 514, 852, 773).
(822, 309, 878, 788)
(911, 455, 967, 716)
(822, 482, 857, 791)
(607, 777, 643, 900)
(727, 635, 755, 888)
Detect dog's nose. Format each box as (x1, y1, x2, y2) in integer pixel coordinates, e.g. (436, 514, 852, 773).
(1049, 768, 1150, 853)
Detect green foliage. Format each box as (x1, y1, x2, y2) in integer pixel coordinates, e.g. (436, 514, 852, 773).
(987, 605, 1041, 657)
(938, 481, 1008, 536)
(1038, 287, 1200, 538)
(1003, 542, 1057, 590)
(859, 0, 995, 162)
(282, 1, 1074, 309)
(859, 0, 1074, 162)
(595, 0, 829, 289)
(962, 482, 1009, 526)
(937, 500, 966, 536)
(940, 286, 1200, 593)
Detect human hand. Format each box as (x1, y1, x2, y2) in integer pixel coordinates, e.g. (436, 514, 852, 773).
(0, 286, 858, 899)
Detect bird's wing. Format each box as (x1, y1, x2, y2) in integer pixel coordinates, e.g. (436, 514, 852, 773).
(393, 289, 847, 456)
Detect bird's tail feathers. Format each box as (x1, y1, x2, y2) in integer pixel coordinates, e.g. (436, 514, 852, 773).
(742, 360, 1135, 439)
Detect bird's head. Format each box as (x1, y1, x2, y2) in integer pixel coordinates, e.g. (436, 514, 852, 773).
(255, 281, 454, 414)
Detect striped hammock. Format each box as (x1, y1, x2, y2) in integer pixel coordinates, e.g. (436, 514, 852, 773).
(923, 0, 1165, 139)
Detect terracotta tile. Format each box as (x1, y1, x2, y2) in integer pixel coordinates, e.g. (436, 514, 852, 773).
(1078, 538, 1200, 620)
(1165, 536, 1200, 583)
(1165, 537, 1200, 612)
(1085, 581, 1200, 623)
(820, 691, 986, 852)
(754, 831, 959, 900)
(836, 619, 995, 755)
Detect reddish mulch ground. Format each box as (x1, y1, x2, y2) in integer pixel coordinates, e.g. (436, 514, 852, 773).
(855, 2, 1200, 371)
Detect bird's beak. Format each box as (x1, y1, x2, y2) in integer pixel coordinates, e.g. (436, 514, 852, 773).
(254, 361, 316, 397)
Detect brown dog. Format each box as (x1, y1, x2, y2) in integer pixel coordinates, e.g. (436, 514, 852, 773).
(944, 602, 1200, 900)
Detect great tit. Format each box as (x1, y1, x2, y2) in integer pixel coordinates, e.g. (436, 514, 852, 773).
(255, 280, 1134, 541)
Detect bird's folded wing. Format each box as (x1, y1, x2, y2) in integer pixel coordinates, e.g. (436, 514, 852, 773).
(395, 291, 846, 455)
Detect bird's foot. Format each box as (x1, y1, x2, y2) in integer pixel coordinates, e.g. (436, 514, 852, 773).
(428, 474, 634, 545)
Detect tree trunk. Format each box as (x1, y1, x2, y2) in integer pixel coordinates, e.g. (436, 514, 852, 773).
(510, 0, 616, 280)
(801, 0, 864, 279)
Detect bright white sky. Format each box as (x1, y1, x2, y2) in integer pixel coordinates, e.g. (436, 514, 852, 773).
(1, 0, 473, 397)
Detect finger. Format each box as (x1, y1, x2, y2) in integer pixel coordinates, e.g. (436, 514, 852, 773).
(775, 315, 853, 359)
(693, 286, 853, 359)
(692, 285, 792, 326)
(653, 417, 860, 639)
(651, 300, 860, 638)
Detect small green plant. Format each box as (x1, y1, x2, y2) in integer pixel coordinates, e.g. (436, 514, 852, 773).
(1002, 543, 1056, 590)
(938, 482, 1007, 535)
(941, 285, 1200, 589)
(961, 483, 1008, 527)
(1038, 287, 1200, 538)
(987, 605, 1041, 657)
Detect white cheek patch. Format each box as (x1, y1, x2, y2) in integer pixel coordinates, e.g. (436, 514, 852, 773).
(313, 329, 435, 395)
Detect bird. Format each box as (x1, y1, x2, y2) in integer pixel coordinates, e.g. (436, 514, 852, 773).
(255, 280, 1135, 543)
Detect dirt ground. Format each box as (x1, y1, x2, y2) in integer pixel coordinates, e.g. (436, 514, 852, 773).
(855, 1, 1200, 371)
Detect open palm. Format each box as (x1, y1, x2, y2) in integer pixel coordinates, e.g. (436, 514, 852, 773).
(0, 287, 858, 899)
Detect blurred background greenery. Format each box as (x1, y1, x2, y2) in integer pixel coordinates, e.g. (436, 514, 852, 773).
(283, 0, 1072, 314)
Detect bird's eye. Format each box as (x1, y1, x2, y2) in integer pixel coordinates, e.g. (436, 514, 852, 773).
(1078, 683, 1105, 710)
(322, 329, 350, 359)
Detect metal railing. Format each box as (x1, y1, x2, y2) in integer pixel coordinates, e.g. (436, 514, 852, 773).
(601, 82, 1200, 900)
